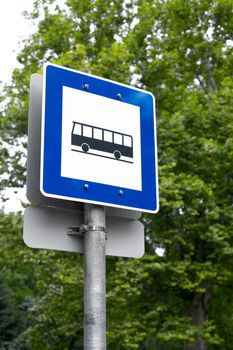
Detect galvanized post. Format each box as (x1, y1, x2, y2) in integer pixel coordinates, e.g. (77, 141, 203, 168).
(84, 203, 106, 350)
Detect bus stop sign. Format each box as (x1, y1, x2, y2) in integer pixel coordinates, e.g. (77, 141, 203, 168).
(41, 63, 159, 213)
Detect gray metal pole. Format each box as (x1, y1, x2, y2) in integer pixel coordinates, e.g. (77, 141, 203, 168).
(84, 203, 106, 350)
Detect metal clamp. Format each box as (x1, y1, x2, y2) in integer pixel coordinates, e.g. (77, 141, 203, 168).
(67, 224, 107, 236)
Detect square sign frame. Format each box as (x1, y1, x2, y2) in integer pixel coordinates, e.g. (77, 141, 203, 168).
(41, 63, 159, 213)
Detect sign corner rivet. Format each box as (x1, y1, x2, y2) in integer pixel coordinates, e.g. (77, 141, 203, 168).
(84, 184, 89, 190)
(118, 189, 123, 195)
(117, 93, 122, 99)
(84, 83, 89, 90)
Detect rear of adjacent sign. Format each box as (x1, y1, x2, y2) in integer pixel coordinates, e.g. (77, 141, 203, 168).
(23, 206, 144, 258)
(41, 63, 159, 213)
(27, 74, 141, 220)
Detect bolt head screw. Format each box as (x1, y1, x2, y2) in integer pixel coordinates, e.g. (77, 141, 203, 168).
(84, 84, 89, 90)
(117, 93, 122, 99)
(118, 189, 123, 195)
(84, 184, 89, 190)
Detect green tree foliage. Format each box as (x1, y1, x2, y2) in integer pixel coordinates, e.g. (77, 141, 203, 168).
(0, 275, 23, 349)
(27, 252, 84, 350)
(0, 211, 84, 349)
(0, 0, 233, 349)
(0, 212, 32, 349)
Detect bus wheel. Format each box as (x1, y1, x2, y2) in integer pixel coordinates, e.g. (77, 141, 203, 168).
(114, 150, 121, 160)
(81, 143, 89, 153)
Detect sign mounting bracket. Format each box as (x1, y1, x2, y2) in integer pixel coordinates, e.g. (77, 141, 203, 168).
(67, 224, 107, 236)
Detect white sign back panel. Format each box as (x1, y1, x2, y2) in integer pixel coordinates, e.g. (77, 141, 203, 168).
(61, 86, 142, 190)
(24, 206, 144, 258)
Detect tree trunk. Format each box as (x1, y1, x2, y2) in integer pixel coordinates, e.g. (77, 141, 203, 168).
(183, 285, 211, 350)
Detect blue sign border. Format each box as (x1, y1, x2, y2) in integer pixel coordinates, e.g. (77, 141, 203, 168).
(41, 63, 159, 213)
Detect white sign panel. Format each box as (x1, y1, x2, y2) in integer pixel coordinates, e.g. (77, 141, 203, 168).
(61, 86, 142, 190)
(24, 206, 144, 258)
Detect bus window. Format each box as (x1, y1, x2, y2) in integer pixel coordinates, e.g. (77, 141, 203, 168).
(123, 135, 132, 147)
(104, 130, 112, 142)
(83, 125, 92, 138)
(73, 123, 82, 135)
(93, 128, 102, 140)
(113, 133, 123, 145)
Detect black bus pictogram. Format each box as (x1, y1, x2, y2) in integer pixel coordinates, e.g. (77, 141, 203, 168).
(71, 122, 133, 162)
